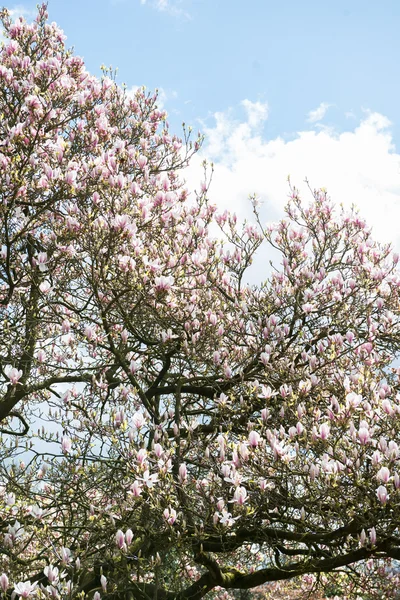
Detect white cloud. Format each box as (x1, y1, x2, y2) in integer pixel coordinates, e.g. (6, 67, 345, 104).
(139, 0, 190, 18)
(307, 102, 331, 123)
(184, 101, 400, 278)
(8, 5, 36, 19)
(242, 99, 269, 128)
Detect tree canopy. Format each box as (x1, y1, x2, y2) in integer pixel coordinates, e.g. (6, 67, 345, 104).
(1, 5, 400, 600)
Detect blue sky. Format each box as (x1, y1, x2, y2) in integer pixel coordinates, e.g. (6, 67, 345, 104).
(36, 0, 400, 139)
(6, 0, 400, 251)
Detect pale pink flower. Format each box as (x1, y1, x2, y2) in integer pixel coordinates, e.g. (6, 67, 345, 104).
(376, 485, 388, 504)
(369, 527, 377, 545)
(359, 529, 366, 546)
(43, 565, 60, 585)
(39, 280, 51, 294)
(319, 423, 330, 440)
(125, 529, 133, 545)
(209, 313, 217, 326)
(154, 443, 163, 458)
(376, 467, 390, 484)
(309, 464, 319, 481)
(36, 349, 45, 363)
(61, 547, 72, 565)
(129, 480, 142, 497)
(179, 463, 187, 483)
(36, 252, 48, 272)
(163, 507, 177, 525)
(346, 392, 362, 409)
(61, 436, 72, 454)
(84, 325, 94, 341)
(358, 427, 370, 445)
(129, 360, 139, 374)
(137, 155, 148, 169)
(6, 366, 22, 386)
(7, 520, 24, 543)
(258, 479, 269, 493)
(132, 412, 145, 429)
(237, 442, 248, 461)
(218, 509, 237, 526)
(224, 365, 232, 379)
(382, 398, 394, 415)
(14, 581, 38, 598)
(115, 530, 125, 550)
(65, 170, 76, 186)
(212, 351, 221, 365)
(25, 95, 42, 114)
(136, 449, 147, 464)
(216, 499, 225, 511)
(0, 573, 9, 592)
(233, 486, 247, 506)
(118, 255, 135, 272)
(302, 302, 315, 314)
(140, 470, 158, 488)
(100, 575, 107, 592)
(154, 275, 174, 292)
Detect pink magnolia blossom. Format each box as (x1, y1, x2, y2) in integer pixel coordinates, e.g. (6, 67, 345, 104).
(319, 423, 330, 440)
(248, 430, 260, 447)
(115, 530, 125, 550)
(359, 529, 366, 546)
(218, 509, 238, 527)
(369, 527, 377, 545)
(14, 581, 38, 598)
(0, 573, 8, 593)
(376, 466, 390, 484)
(179, 463, 187, 484)
(36, 349, 45, 363)
(358, 427, 370, 445)
(140, 470, 158, 488)
(43, 565, 61, 585)
(136, 449, 147, 465)
(6, 366, 22, 385)
(233, 486, 248, 506)
(125, 529, 133, 545)
(154, 275, 174, 293)
(39, 281, 51, 294)
(129, 480, 142, 497)
(36, 251, 48, 272)
(61, 547, 72, 566)
(376, 485, 389, 504)
(132, 411, 145, 429)
(129, 360, 140, 374)
(61, 437, 72, 454)
(163, 508, 177, 525)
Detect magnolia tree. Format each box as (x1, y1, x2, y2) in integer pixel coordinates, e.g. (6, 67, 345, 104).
(1, 6, 400, 600)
